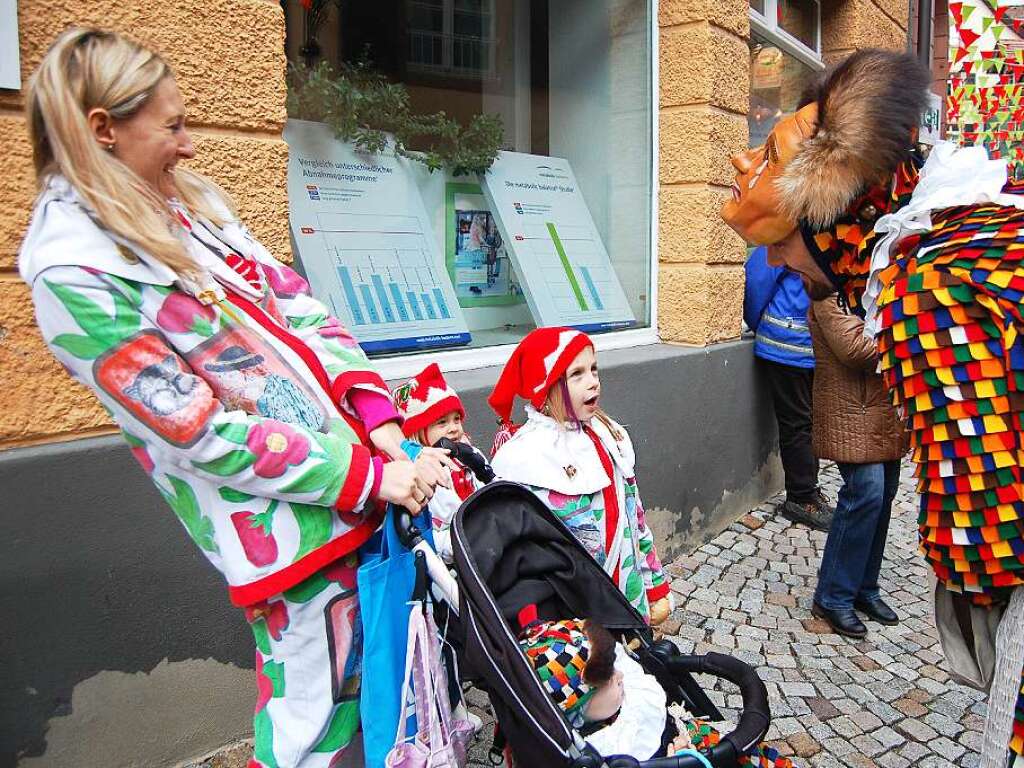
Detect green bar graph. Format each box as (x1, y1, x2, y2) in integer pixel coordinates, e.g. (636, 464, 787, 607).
(545, 222, 588, 311)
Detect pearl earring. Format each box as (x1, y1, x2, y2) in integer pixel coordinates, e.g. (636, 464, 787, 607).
(104, 142, 115, 152)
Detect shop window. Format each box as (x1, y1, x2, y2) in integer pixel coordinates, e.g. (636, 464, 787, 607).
(749, 0, 820, 61)
(748, 1, 823, 149)
(283, 0, 654, 366)
(777, 0, 818, 52)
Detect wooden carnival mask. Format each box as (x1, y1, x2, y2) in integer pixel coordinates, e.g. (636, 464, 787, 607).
(721, 103, 819, 246)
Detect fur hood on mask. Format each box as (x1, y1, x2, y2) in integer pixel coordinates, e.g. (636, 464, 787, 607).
(776, 48, 932, 231)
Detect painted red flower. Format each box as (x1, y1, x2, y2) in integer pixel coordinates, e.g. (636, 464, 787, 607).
(323, 554, 358, 589)
(232, 510, 279, 566)
(245, 599, 290, 640)
(548, 490, 576, 509)
(255, 652, 273, 712)
(156, 292, 216, 336)
(264, 263, 310, 298)
(247, 421, 310, 478)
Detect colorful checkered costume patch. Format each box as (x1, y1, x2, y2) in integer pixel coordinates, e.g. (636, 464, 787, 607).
(684, 720, 794, 768)
(858, 177, 1024, 758)
(519, 619, 594, 715)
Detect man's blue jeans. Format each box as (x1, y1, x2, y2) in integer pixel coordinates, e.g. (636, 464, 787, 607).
(814, 460, 901, 610)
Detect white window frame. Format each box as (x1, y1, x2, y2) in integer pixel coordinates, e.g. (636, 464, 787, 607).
(374, 1, 660, 381)
(406, 0, 499, 79)
(749, 0, 823, 72)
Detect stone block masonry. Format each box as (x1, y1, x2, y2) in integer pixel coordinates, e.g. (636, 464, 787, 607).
(0, 0, 288, 449)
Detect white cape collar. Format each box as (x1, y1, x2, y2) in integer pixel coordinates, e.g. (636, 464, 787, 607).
(491, 405, 635, 495)
(19, 175, 261, 303)
(863, 142, 1024, 338)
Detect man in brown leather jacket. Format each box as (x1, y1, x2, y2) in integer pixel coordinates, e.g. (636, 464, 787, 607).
(808, 293, 909, 638)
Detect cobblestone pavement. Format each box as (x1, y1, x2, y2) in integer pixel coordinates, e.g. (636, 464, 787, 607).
(652, 459, 987, 768)
(194, 459, 990, 768)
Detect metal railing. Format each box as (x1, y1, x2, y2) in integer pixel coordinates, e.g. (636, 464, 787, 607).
(407, 29, 495, 77)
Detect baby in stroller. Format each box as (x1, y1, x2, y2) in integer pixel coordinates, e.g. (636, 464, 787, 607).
(425, 477, 785, 768)
(518, 609, 684, 759)
(517, 607, 794, 766)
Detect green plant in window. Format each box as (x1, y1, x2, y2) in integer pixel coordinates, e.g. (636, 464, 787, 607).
(287, 60, 504, 176)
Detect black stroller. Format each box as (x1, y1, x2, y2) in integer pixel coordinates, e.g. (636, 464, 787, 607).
(396, 444, 772, 768)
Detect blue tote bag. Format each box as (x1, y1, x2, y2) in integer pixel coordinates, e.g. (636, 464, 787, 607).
(357, 505, 433, 768)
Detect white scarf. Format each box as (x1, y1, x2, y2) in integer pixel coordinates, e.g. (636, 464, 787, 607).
(862, 142, 1024, 339)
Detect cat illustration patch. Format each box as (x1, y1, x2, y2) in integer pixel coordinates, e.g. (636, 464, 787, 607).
(95, 330, 216, 446)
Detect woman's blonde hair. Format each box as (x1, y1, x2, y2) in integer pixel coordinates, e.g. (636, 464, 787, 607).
(27, 28, 231, 274)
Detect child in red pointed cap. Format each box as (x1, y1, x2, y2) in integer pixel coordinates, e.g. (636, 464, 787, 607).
(488, 328, 672, 626)
(393, 363, 490, 562)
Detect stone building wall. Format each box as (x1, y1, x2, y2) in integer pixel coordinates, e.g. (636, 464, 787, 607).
(0, 0, 289, 450)
(656, 0, 909, 347)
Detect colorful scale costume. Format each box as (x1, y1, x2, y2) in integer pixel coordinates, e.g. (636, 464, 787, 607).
(719, 48, 1024, 765)
(822, 163, 1024, 757)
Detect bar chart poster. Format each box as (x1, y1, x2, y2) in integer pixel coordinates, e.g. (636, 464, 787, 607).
(479, 151, 635, 332)
(284, 120, 470, 353)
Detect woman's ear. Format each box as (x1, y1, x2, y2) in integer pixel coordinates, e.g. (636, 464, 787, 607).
(86, 107, 116, 151)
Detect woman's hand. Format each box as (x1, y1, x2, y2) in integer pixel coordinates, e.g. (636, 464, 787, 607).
(648, 597, 671, 627)
(378, 461, 435, 513)
(369, 422, 409, 462)
(415, 447, 457, 489)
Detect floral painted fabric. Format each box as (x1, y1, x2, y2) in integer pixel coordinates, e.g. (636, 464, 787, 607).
(26, 194, 392, 607)
(528, 477, 668, 621)
(246, 554, 362, 768)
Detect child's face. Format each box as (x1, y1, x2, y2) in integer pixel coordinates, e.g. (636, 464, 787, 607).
(425, 411, 465, 446)
(583, 668, 624, 723)
(564, 346, 601, 422)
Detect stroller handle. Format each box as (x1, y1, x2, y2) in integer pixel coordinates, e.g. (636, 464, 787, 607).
(434, 437, 496, 483)
(597, 652, 771, 768)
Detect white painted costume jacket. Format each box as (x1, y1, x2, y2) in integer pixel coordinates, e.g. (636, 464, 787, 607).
(20, 177, 392, 606)
(491, 406, 670, 620)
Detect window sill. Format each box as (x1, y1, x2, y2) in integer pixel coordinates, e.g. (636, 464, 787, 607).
(373, 326, 660, 380)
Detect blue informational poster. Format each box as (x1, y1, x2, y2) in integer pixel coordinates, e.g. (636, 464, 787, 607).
(284, 120, 471, 353)
(480, 151, 635, 332)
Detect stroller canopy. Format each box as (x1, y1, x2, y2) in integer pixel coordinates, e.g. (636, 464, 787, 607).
(451, 481, 652, 766)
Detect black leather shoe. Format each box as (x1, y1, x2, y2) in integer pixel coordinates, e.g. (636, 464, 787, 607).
(812, 602, 867, 638)
(854, 597, 899, 626)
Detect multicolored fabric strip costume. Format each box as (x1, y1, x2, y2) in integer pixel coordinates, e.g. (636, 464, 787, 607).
(683, 721, 793, 768)
(864, 175, 1024, 757)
